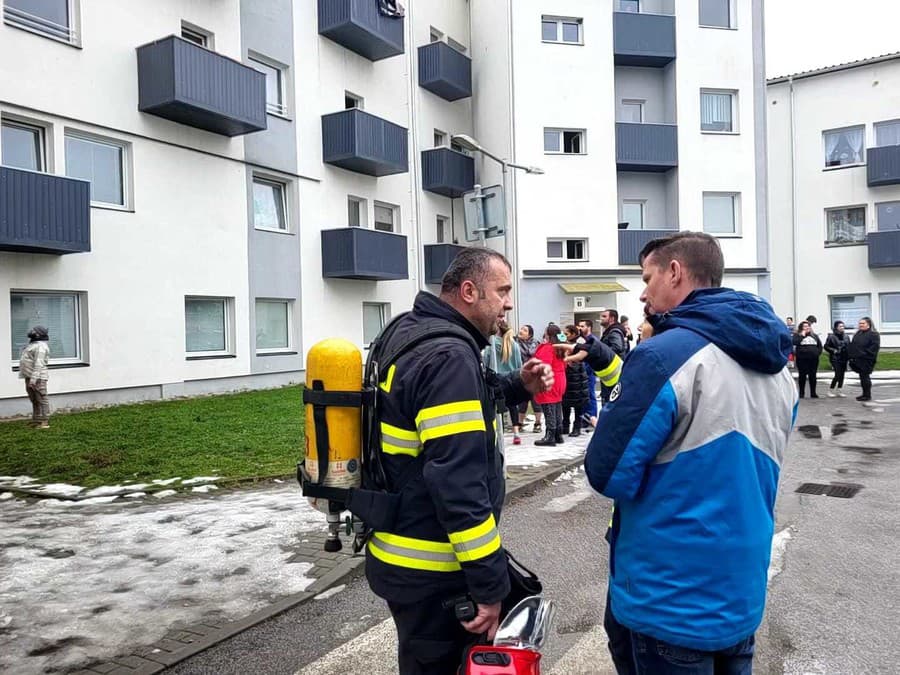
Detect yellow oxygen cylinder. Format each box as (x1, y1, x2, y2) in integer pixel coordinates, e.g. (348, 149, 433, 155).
(304, 338, 363, 515)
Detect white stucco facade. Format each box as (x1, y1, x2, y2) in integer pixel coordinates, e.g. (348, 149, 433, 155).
(768, 55, 900, 348)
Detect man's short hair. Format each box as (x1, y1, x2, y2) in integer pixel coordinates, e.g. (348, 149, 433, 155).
(638, 231, 724, 288)
(440, 248, 510, 295)
(805, 315, 817, 324)
(621, 315, 629, 323)
(579, 318, 593, 330)
(605, 309, 619, 322)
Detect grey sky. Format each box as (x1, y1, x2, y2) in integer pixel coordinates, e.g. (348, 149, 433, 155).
(766, 1, 899, 78)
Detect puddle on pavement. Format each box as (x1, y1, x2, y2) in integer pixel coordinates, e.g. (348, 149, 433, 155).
(797, 425, 822, 439)
(840, 446, 881, 455)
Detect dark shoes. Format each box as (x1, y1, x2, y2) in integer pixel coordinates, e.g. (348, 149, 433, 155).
(856, 395, 872, 401)
(569, 429, 581, 437)
(534, 436, 556, 447)
(810, 394, 819, 399)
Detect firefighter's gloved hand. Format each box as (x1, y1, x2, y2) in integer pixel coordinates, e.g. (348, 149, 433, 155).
(461, 602, 502, 641)
(520, 358, 554, 395)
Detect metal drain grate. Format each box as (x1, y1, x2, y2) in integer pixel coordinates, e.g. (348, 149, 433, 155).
(795, 482, 862, 499)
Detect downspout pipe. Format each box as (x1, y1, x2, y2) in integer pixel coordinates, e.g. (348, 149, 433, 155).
(788, 75, 799, 321)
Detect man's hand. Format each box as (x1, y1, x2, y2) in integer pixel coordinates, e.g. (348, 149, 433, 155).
(461, 602, 502, 640)
(520, 358, 553, 394)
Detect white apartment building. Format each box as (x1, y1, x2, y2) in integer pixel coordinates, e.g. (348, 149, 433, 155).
(0, 0, 765, 414)
(768, 54, 900, 349)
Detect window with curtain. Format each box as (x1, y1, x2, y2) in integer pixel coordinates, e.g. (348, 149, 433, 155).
(829, 295, 871, 329)
(374, 203, 396, 232)
(880, 293, 900, 329)
(185, 297, 229, 354)
(65, 133, 125, 206)
(701, 91, 735, 132)
(826, 206, 866, 243)
(875, 120, 900, 148)
(10, 292, 80, 361)
(617, 0, 640, 13)
(255, 300, 290, 351)
(877, 202, 900, 232)
(823, 126, 865, 167)
(252, 177, 287, 230)
(703, 193, 738, 234)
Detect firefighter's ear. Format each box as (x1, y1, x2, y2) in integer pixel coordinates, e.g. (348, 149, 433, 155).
(458, 279, 481, 305)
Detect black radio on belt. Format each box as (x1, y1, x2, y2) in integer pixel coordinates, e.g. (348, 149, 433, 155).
(442, 594, 477, 622)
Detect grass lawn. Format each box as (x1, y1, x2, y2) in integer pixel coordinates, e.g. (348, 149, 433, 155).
(817, 350, 900, 371)
(0, 385, 305, 489)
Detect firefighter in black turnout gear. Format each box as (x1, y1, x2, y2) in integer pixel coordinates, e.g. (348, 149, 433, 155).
(366, 248, 554, 675)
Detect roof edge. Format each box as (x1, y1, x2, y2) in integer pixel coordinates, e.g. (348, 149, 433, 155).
(767, 52, 900, 85)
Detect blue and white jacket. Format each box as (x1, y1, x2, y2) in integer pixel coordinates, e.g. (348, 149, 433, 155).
(585, 288, 798, 651)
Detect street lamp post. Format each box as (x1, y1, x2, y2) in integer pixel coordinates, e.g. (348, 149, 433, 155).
(451, 134, 544, 328)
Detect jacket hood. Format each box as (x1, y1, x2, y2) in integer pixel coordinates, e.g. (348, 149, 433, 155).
(651, 288, 791, 374)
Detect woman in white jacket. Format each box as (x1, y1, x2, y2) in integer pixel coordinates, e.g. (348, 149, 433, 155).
(19, 325, 51, 428)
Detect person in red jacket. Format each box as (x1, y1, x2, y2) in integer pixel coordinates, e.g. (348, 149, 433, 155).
(534, 323, 567, 446)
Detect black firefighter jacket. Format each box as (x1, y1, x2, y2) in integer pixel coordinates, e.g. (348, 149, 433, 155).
(365, 292, 531, 606)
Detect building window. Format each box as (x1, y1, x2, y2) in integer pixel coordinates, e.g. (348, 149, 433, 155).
(703, 192, 739, 235)
(249, 55, 287, 117)
(434, 130, 447, 147)
(10, 291, 83, 363)
(430, 27, 443, 43)
(252, 176, 288, 231)
(699, 0, 733, 28)
(826, 206, 866, 244)
(1, 120, 44, 171)
(829, 295, 871, 329)
(547, 238, 588, 261)
(64, 132, 126, 207)
(436, 215, 448, 243)
(880, 293, 900, 330)
(185, 297, 233, 356)
(447, 37, 467, 54)
(180, 22, 212, 48)
(348, 196, 366, 227)
(541, 16, 582, 44)
(3, 0, 77, 44)
(877, 202, 900, 232)
(620, 100, 644, 124)
(345, 92, 364, 110)
(450, 140, 471, 156)
(874, 120, 900, 148)
(701, 90, 736, 133)
(621, 201, 645, 230)
(363, 303, 389, 345)
(823, 126, 865, 168)
(374, 203, 397, 233)
(617, 0, 640, 13)
(544, 128, 585, 154)
(255, 299, 290, 352)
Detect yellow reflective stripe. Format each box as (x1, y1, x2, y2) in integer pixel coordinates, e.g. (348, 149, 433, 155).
(368, 532, 462, 572)
(380, 422, 418, 441)
(375, 531, 455, 553)
(455, 533, 502, 563)
(416, 399, 482, 424)
(380, 421, 422, 456)
(448, 514, 502, 563)
(379, 364, 397, 393)
(415, 400, 486, 442)
(448, 514, 496, 545)
(382, 441, 423, 457)
(596, 355, 623, 387)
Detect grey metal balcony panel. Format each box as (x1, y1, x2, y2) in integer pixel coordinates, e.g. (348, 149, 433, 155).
(867, 145, 900, 187)
(418, 42, 472, 101)
(616, 123, 678, 171)
(421, 148, 474, 198)
(137, 36, 267, 136)
(868, 230, 900, 268)
(618, 228, 676, 265)
(321, 227, 409, 280)
(322, 109, 409, 176)
(424, 243, 467, 284)
(613, 12, 676, 67)
(317, 0, 404, 61)
(0, 167, 90, 254)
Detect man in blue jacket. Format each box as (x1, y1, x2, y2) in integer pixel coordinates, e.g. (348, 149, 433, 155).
(585, 232, 797, 673)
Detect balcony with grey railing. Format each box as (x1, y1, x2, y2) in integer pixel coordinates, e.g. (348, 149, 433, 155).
(868, 230, 900, 268)
(613, 9, 676, 67)
(616, 123, 678, 172)
(321, 227, 408, 280)
(0, 167, 90, 254)
(421, 148, 474, 197)
(418, 42, 472, 101)
(618, 228, 675, 265)
(137, 36, 267, 136)
(424, 243, 467, 284)
(322, 109, 409, 176)
(318, 0, 404, 61)
(867, 145, 900, 187)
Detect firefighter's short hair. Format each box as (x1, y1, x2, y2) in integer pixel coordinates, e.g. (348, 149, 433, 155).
(440, 248, 511, 296)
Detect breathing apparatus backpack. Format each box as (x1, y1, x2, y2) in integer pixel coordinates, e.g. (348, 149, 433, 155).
(298, 312, 483, 554)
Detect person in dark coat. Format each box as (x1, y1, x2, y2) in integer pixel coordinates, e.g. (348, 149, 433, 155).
(848, 316, 881, 401)
(562, 325, 590, 437)
(824, 320, 850, 397)
(793, 320, 822, 398)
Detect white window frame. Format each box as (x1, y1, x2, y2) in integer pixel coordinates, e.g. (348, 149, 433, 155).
(829, 294, 872, 331)
(373, 201, 399, 233)
(616, 0, 640, 13)
(543, 128, 586, 155)
(823, 125, 866, 169)
(255, 298, 293, 354)
(547, 238, 589, 262)
(429, 27, 444, 43)
(251, 173, 290, 233)
(348, 195, 367, 228)
(879, 292, 900, 331)
(3, 0, 80, 46)
(64, 129, 130, 210)
(825, 205, 867, 245)
(876, 201, 900, 232)
(180, 21, 214, 49)
(698, 0, 736, 30)
(700, 89, 738, 134)
(185, 296, 235, 359)
(433, 129, 447, 147)
(345, 91, 364, 110)
(621, 200, 646, 230)
(541, 16, 583, 45)
(436, 215, 448, 244)
(874, 119, 900, 148)
(363, 302, 390, 346)
(447, 37, 467, 54)
(248, 52, 288, 117)
(9, 290, 86, 366)
(1, 118, 47, 172)
(702, 192, 741, 236)
(620, 99, 645, 124)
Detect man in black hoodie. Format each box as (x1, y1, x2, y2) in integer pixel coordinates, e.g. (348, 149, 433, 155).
(599, 309, 627, 404)
(849, 317, 880, 401)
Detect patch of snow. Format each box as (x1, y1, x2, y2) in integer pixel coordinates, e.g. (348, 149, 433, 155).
(181, 476, 220, 485)
(314, 584, 346, 600)
(0, 492, 14, 501)
(191, 485, 218, 493)
(768, 528, 792, 583)
(274, 479, 284, 484)
(152, 490, 178, 499)
(504, 436, 586, 468)
(542, 477, 593, 513)
(124, 492, 146, 499)
(553, 466, 582, 484)
(83, 485, 132, 497)
(0, 476, 39, 488)
(30, 483, 85, 497)
(152, 477, 181, 486)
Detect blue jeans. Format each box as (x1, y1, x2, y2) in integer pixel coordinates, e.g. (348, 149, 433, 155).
(584, 366, 598, 418)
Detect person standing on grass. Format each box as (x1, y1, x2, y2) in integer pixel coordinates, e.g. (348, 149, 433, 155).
(793, 320, 823, 398)
(824, 321, 850, 397)
(849, 317, 880, 402)
(534, 324, 567, 447)
(19, 326, 51, 429)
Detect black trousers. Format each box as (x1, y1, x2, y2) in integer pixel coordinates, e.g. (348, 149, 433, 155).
(562, 403, 585, 433)
(797, 357, 818, 397)
(859, 368, 873, 398)
(388, 597, 476, 675)
(830, 361, 847, 389)
(541, 402, 563, 434)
